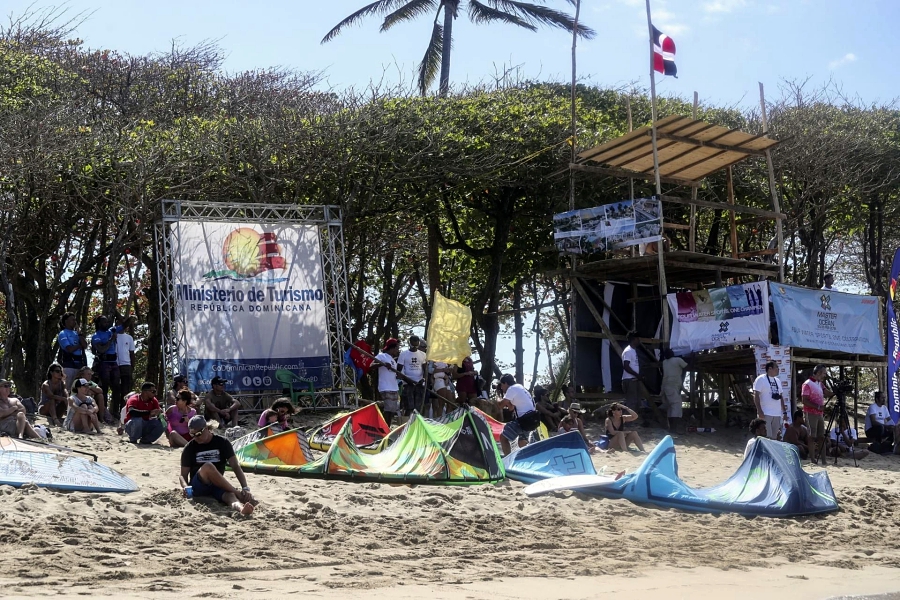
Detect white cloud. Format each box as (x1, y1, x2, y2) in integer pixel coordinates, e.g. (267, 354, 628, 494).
(828, 53, 857, 70)
(703, 0, 747, 13)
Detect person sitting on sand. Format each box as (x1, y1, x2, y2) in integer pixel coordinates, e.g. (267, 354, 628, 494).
(166, 390, 197, 448)
(257, 398, 295, 432)
(123, 382, 165, 444)
(782, 410, 809, 459)
(558, 402, 596, 452)
(39, 363, 69, 428)
(203, 376, 241, 428)
(605, 404, 645, 452)
(0, 379, 41, 439)
(165, 374, 190, 406)
(179, 416, 256, 515)
(827, 416, 869, 460)
(64, 378, 103, 435)
(534, 385, 565, 431)
(74, 366, 114, 425)
(745, 418, 767, 457)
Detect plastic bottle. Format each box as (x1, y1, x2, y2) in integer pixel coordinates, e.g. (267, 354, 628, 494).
(687, 427, 716, 433)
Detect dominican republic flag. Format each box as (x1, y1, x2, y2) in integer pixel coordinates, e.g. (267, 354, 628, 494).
(652, 25, 677, 77)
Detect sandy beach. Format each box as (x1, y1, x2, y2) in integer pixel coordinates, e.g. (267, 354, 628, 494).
(1, 417, 899, 599)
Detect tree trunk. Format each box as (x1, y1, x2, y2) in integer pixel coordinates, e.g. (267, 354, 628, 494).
(513, 281, 524, 383)
(438, 1, 456, 97)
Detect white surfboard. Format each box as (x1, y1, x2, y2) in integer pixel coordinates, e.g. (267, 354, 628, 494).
(523, 474, 620, 497)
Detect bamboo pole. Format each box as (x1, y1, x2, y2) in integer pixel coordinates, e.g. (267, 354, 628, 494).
(759, 82, 784, 282)
(690, 91, 698, 253)
(726, 166, 738, 258)
(568, 0, 582, 393)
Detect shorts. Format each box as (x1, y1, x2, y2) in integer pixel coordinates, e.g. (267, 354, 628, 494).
(433, 377, 449, 392)
(0, 417, 18, 437)
(190, 471, 226, 502)
(805, 412, 825, 438)
(501, 419, 527, 442)
(661, 386, 683, 418)
(402, 383, 425, 412)
(763, 415, 783, 439)
(380, 390, 400, 413)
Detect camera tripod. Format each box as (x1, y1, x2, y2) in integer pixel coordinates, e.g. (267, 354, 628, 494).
(813, 391, 858, 467)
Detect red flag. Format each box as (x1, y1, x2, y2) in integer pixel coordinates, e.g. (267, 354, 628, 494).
(349, 340, 374, 375)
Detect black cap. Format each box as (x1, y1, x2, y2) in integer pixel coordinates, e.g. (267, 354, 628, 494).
(211, 376, 227, 386)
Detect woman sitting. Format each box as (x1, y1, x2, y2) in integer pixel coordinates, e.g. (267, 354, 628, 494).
(74, 366, 113, 424)
(605, 404, 645, 452)
(558, 402, 595, 452)
(257, 398, 295, 432)
(64, 378, 103, 434)
(166, 390, 197, 447)
(39, 363, 69, 427)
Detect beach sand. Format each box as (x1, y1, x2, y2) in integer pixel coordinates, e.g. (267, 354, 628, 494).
(1, 417, 898, 599)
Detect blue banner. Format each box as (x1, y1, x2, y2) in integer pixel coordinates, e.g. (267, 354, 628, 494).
(769, 282, 883, 356)
(184, 356, 333, 393)
(888, 249, 900, 424)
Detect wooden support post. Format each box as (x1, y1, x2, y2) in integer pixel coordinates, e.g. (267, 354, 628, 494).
(726, 166, 738, 258)
(759, 82, 784, 282)
(572, 278, 623, 356)
(689, 92, 698, 253)
(719, 373, 728, 424)
(689, 369, 697, 419)
(698, 371, 705, 426)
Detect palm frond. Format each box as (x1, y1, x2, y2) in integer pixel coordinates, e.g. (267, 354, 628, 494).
(417, 20, 444, 95)
(483, 0, 596, 38)
(321, 0, 410, 44)
(381, 0, 439, 32)
(468, 0, 536, 30)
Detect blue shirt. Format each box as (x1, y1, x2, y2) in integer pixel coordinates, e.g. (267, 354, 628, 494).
(58, 329, 83, 356)
(91, 328, 118, 359)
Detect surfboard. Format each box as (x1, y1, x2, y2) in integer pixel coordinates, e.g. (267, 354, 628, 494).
(523, 474, 619, 497)
(0, 438, 138, 493)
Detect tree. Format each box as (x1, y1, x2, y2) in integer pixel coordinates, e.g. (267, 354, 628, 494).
(322, 1, 595, 97)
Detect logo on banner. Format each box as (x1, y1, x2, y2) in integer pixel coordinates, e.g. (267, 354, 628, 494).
(820, 294, 831, 310)
(718, 321, 729, 333)
(203, 227, 288, 282)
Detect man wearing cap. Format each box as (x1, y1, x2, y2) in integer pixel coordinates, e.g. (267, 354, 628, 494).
(397, 335, 427, 418)
(558, 402, 594, 450)
(373, 338, 402, 426)
(57, 313, 88, 391)
(203, 377, 240, 427)
(179, 415, 256, 516)
(0, 380, 41, 440)
(123, 381, 165, 444)
(496, 374, 541, 455)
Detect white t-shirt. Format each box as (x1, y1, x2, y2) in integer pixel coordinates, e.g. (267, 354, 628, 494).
(375, 352, 398, 392)
(502, 384, 535, 416)
(661, 357, 687, 388)
(821, 284, 840, 292)
(397, 349, 426, 382)
(622, 345, 639, 380)
(829, 427, 857, 448)
(116, 332, 135, 366)
(744, 437, 757, 458)
(865, 403, 892, 431)
(753, 374, 785, 417)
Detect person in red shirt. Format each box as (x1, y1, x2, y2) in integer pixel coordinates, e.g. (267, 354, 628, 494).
(123, 381, 165, 444)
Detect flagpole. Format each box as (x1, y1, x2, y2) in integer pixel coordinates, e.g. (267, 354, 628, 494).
(645, 0, 669, 345)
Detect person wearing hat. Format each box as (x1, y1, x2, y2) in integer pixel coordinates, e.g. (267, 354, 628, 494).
(558, 402, 594, 450)
(122, 381, 165, 444)
(203, 376, 240, 428)
(165, 374, 191, 405)
(0, 380, 41, 440)
(373, 338, 403, 426)
(496, 374, 541, 455)
(65, 378, 103, 434)
(179, 415, 256, 516)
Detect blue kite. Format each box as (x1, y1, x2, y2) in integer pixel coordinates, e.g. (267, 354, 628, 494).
(504, 431, 597, 484)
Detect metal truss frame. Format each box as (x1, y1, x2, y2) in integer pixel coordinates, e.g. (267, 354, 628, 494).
(153, 200, 357, 409)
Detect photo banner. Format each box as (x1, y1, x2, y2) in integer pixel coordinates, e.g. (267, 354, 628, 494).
(553, 198, 662, 255)
(888, 249, 900, 424)
(668, 282, 769, 353)
(769, 282, 884, 356)
(173, 221, 331, 392)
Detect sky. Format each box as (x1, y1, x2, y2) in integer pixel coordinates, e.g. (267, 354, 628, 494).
(5, 1, 897, 108)
(6, 0, 895, 383)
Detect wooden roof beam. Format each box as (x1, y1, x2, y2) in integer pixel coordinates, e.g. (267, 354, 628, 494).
(569, 163, 699, 187)
(656, 132, 768, 156)
(659, 194, 786, 220)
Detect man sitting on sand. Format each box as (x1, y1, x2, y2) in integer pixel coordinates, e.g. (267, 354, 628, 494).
(0, 379, 41, 440)
(179, 416, 256, 515)
(745, 418, 767, 457)
(782, 410, 809, 459)
(122, 382, 165, 444)
(203, 376, 241, 428)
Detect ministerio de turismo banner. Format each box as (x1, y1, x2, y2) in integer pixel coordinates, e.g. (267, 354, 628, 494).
(667, 282, 769, 353)
(888, 249, 900, 424)
(173, 221, 331, 392)
(769, 282, 884, 357)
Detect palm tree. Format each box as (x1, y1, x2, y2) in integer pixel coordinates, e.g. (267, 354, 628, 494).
(322, 0, 595, 96)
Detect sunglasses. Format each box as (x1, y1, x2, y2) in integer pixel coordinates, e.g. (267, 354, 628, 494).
(51, 369, 63, 374)
(189, 428, 206, 437)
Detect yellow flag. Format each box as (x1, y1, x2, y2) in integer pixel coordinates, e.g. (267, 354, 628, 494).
(426, 292, 472, 367)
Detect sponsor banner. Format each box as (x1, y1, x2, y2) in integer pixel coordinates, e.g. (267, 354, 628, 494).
(553, 198, 662, 255)
(174, 221, 331, 392)
(888, 249, 900, 424)
(754, 345, 793, 423)
(769, 282, 884, 356)
(668, 282, 769, 353)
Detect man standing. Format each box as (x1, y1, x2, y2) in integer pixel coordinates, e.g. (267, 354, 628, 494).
(621, 332, 644, 412)
(496, 374, 540, 455)
(753, 360, 787, 440)
(91, 316, 121, 415)
(203, 376, 241, 427)
(57, 313, 87, 391)
(661, 349, 688, 433)
(179, 416, 256, 516)
(0, 380, 41, 440)
(396, 335, 426, 417)
(373, 338, 402, 426)
(864, 391, 894, 452)
(802, 365, 833, 463)
(123, 381, 165, 444)
(821, 273, 839, 292)
(116, 316, 137, 415)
